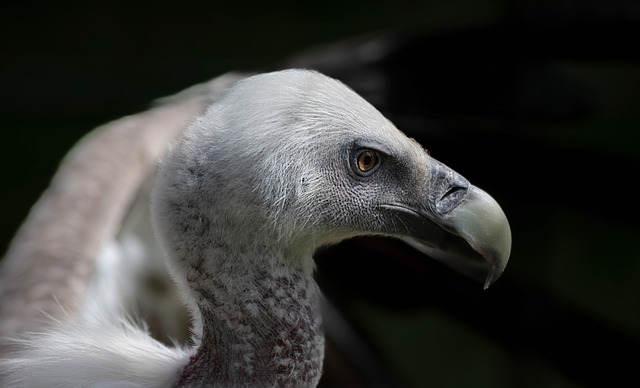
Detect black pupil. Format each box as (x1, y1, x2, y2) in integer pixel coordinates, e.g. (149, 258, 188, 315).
(362, 153, 372, 166)
(359, 150, 376, 171)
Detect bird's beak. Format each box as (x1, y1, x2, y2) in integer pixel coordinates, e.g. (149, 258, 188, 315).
(383, 158, 511, 289)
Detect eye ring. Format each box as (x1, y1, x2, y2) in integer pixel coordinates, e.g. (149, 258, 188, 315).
(352, 148, 381, 176)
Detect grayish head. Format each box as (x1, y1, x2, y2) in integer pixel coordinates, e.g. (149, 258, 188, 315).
(155, 70, 416, 259)
(153, 69, 510, 298)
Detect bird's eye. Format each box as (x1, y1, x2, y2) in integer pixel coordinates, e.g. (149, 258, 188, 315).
(353, 149, 380, 176)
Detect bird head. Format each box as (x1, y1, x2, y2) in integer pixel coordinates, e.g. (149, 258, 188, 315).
(155, 69, 510, 288)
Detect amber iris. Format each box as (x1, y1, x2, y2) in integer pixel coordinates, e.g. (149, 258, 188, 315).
(357, 149, 379, 173)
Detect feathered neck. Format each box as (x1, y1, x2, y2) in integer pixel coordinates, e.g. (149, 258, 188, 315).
(173, 249, 324, 387)
(153, 96, 328, 386)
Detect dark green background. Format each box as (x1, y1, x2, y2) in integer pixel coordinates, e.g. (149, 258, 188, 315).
(2, 1, 639, 387)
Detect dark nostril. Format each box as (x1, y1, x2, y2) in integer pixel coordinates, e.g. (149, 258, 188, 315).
(441, 185, 465, 201)
(428, 158, 470, 214)
(436, 182, 468, 214)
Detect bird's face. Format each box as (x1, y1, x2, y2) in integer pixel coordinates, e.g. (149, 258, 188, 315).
(178, 69, 510, 287)
(220, 70, 511, 287)
(280, 118, 510, 288)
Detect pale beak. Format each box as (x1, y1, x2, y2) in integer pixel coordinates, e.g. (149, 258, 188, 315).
(382, 158, 512, 288)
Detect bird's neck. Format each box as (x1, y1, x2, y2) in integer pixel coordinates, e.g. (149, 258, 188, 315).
(174, 253, 324, 387)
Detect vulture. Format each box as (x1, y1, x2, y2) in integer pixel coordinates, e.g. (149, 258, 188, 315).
(0, 69, 511, 387)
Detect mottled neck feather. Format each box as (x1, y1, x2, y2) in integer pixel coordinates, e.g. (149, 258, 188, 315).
(175, 256, 324, 387)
